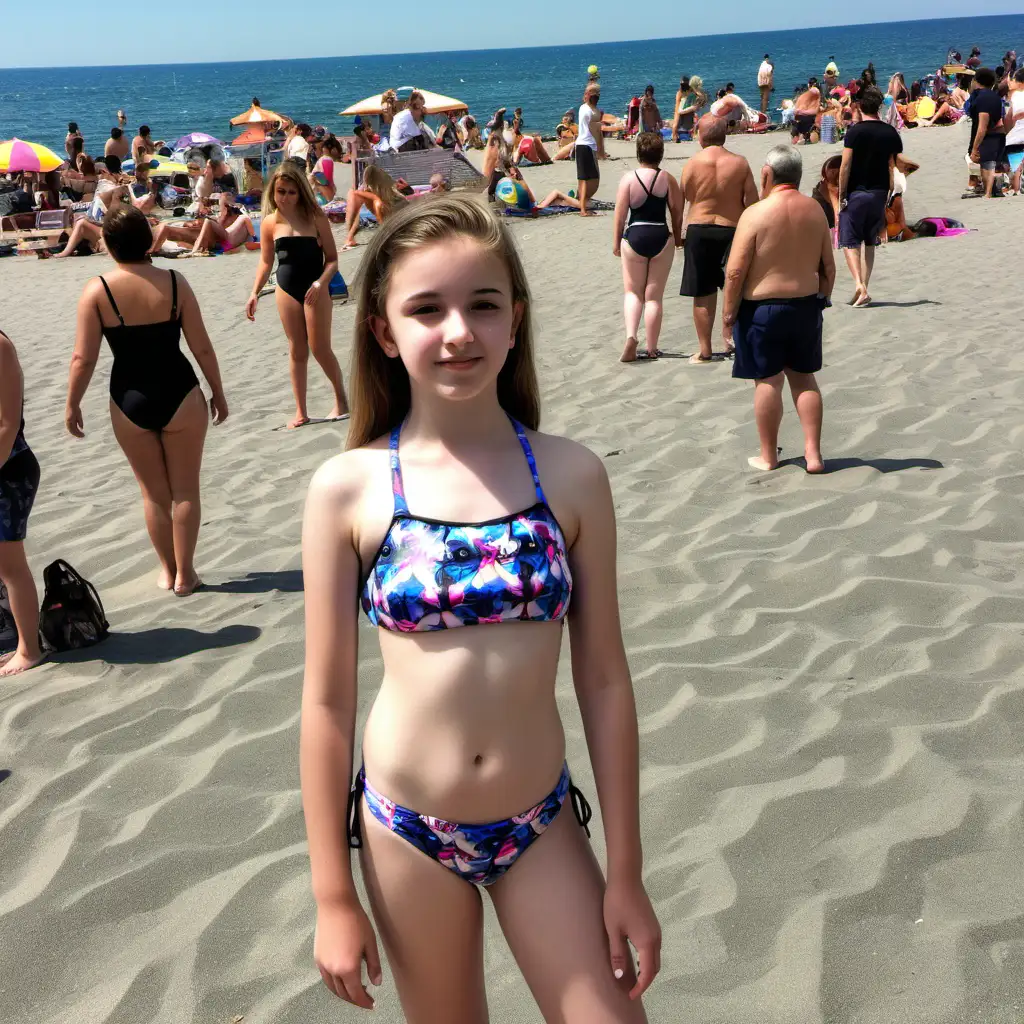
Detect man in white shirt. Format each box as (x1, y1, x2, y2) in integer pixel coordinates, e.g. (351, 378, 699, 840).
(575, 82, 603, 216)
(389, 91, 436, 152)
(758, 55, 774, 115)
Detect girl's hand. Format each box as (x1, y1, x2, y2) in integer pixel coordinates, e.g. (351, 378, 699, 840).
(314, 899, 383, 1010)
(210, 392, 229, 425)
(245, 293, 258, 321)
(604, 877, 661, 1000)
(613, 245, 621, 257)
(65, 404, 84, 438)
(304, 280, 322, 307)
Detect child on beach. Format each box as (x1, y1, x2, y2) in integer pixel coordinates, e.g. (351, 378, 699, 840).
(300, 196, 660, 1021)
(245, 162, 349, 428)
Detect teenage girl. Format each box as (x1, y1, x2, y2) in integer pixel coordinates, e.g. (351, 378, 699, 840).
(300, 197, 661, 1022)
(246, 162, 349, 429)
(612, 132, 684, 362)
(65, 206, 228, 596)
(0, 330, 43, 676)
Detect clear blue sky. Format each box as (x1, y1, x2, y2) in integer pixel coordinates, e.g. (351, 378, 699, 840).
(6, 1, 1021, 66)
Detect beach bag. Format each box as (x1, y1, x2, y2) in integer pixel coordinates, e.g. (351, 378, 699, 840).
(328, 270, 348, 301)
(38, 559, 109, 652)
(0, 581, 17, 654)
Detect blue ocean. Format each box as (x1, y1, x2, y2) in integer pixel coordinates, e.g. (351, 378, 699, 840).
(2, 14, 1022, 154)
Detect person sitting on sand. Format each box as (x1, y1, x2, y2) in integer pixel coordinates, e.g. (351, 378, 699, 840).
(460, 115, 484, 149)
(790, 81, 822, 142)
(65, 206, 229, 596)
(435, 110, 464, 150)
(710, 90, 758, 132)
(722, 144, 835, 474)
(679, 114, 758, 363)
(639, 85, 662, 132)
(131, 125, 161, 169)
(484, 128, 514, 199)
(341, 164, 405, 251)
(310, 136, 343, 203)
(147, 202, 213, 254)
(50, 158, 131, 258)
(510, 112, 553, 165)
(389, 91, 436, 152)
(888, 73, 910, 104)
(0, 329, 44, 676)
(62, 153, 98, 202)
(242, 158, 263, 198)
(191, 195, 255, 255)
(918, 85, 958, 126)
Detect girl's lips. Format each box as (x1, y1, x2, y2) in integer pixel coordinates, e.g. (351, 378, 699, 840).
(437, 357, 482, 371)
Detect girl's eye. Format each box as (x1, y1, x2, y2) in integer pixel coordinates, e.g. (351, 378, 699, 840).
(410, 305, 441, 316)
(472, 301, 500, 311)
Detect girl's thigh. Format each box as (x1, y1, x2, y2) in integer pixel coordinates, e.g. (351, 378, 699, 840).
(620, 242, 649, 293)
(305, 287, 333, 350)
(489, 807, 648, 1024)
(358, 807, 489, 1024)
(275, 289, 309, 348)
(645, 239, 675, 296)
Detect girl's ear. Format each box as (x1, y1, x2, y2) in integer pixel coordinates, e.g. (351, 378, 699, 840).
(510, 300, 525, 349)
(369, 316, 400, 358)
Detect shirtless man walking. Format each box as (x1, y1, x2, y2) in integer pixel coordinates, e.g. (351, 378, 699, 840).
(679, 114, 758, 363)
(722, 144, 835, 473)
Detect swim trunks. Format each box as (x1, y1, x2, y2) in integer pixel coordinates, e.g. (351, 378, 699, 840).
(680, 223, 735, 296)
(0, 449, 40, 543)
(791, 113, 817, 139)
(732, 294, 825, 380)
(838, 189, 887, 248)
(575, 143, 599, 181)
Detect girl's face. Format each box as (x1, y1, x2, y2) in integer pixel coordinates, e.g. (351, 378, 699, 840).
(373, 236, 523, 403)
(274, 178, 299, 208)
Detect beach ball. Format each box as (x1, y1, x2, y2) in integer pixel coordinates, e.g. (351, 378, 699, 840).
(588, 64, 599, 76)
(495, 176, 532, 211)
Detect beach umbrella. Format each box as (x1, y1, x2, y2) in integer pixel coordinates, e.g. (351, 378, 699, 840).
(123, 155, 191, 176)
(340, 87, 469, 116)
(0, 138, 64, 173)
(230, 102, 293, 128)
(173, 131, 222, 151)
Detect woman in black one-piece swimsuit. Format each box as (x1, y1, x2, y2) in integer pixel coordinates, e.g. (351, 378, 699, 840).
(0, 330, 44, 676)
(245, 162, 349, 429)
(65, 207, 229, 597)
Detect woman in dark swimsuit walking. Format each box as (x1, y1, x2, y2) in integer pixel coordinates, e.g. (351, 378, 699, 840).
(246, 162, 349, 429)
(0, 330, 44, 676)
(612, 132, 683, 362)
(65, 207, 229, 596)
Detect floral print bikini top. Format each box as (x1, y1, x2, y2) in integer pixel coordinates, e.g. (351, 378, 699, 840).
(361, 417, 573, 632)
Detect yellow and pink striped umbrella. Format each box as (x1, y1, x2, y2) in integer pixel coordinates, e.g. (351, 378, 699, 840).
(0, 138, 65, 173)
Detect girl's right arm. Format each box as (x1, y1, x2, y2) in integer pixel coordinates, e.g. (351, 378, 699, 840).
(611, 175, 629, 256)
(65, 282, 105, 438)
(245, 214, 276, 320)
(301, 457, 382, 1010)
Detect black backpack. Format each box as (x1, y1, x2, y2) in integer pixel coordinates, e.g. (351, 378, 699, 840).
(39, 560, 109, 652)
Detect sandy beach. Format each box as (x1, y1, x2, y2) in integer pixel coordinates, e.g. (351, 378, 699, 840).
(4, 123, 1024, 1024)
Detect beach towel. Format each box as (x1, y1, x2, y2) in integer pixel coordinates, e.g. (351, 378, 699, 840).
(502, 199, 615, 218)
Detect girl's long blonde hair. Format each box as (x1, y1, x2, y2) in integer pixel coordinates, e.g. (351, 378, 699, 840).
(347, 197, 540, 450)
(689, 74, 708, 108)
(362, 164, 404, 215)
(261, 160, 320, 223)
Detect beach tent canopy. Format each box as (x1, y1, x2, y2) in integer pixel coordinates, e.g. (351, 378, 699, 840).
(341, 87, 469, 116)
(230, 123, 279, 148)
(230, 103, 293, 128)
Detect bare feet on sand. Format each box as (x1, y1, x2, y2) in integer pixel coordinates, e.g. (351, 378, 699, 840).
(689, 352, 713, 364)
(174, 573, 202, 597)
(748, 455, 779, 471)
(804, 453, 825, 474)
(157, 568, 175, 591)
(620, 337, 639, 362)
(287, 415, 311, 430)
(852, 290, 872, 307)
(0, 650, 47, 676)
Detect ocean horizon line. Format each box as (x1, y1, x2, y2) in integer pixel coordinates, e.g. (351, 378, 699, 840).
(4, 13, 1010, 72)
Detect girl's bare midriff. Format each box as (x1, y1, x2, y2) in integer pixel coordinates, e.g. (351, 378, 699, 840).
(363, 620, 567, 821)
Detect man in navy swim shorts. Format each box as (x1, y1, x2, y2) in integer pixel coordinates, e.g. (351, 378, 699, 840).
(722, 144, 835, 474)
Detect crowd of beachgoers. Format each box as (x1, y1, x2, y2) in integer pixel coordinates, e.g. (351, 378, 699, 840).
(0, 30, 1018, 1024)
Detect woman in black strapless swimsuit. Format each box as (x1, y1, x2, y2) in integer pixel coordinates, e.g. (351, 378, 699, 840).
(246, 162, 349, 429)
(0, 330, 44, 676)
(65, 207, 229, 597)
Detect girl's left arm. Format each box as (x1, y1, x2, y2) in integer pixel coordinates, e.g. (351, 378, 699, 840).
(316, 210, 339, 288)
(567, 447, 661, 999)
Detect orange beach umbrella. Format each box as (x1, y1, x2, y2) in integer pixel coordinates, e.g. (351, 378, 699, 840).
(230, 103, 293, 128)
(341, 87, 469, 117)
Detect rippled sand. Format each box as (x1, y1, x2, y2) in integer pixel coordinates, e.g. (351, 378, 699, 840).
(3, 126, 1022, 1024)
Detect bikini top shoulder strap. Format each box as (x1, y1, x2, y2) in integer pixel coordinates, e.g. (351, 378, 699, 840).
(510, 417, 546, 505)
(169, 269, 179, 320)
(634, 170, 652, 197)
(389, 423, 409, 515)
(98, 276, 125, 326)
